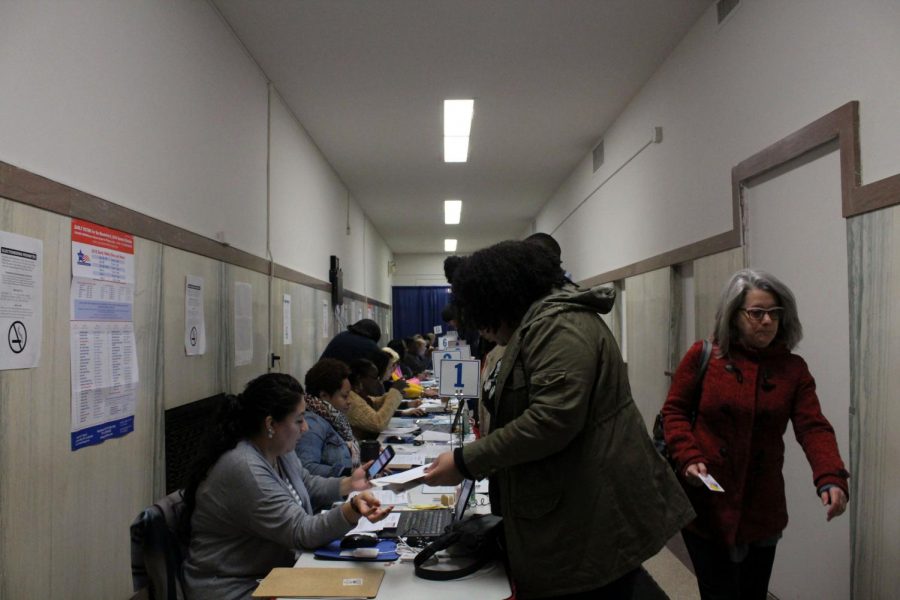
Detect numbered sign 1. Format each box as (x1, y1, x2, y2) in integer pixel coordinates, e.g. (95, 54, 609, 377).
(439, 359, 481, 398)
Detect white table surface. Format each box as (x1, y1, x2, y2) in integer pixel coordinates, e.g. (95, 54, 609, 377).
(275, 432, 510, 600)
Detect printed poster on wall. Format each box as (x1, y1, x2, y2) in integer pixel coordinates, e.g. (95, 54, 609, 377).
(0, 231, 43, 370)
(185, 275, 206, 355)
(69, 219, 138, 451)
(283, 294, 292, 345)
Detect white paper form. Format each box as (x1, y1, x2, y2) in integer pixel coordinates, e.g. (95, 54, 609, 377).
(321, 300, 330, 338)
(234, 282, 253, 366)
(391, 453, 425, 466)
(349, 489, 410, 506)
(346, 512, 401, 535)
(70, 277, 134, 322)
(184, 275, 206, 355)
(282, 294, 292, 345)
(69, 219, 138, 451)
(0, 231, 43, 370)
(69, 321, 139, 449)
(371, 464, 430, 487)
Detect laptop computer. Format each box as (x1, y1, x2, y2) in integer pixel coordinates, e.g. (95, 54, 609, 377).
(394, 478, 476, 546)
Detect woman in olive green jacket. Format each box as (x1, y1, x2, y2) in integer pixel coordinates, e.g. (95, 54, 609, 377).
(425, 241, 694, 599)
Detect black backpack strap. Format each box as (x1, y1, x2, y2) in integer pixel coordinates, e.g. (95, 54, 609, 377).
(696, 339, 712, 385)
(413, 529, 493, 582)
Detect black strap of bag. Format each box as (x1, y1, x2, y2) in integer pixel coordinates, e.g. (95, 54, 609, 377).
(653, 340, 712, 466)
(413, 514, 503, 581)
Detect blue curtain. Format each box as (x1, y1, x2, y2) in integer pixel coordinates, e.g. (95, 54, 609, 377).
(391, 286, 452, 341)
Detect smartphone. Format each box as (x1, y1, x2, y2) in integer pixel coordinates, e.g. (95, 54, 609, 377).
(366, 445, 395, 479)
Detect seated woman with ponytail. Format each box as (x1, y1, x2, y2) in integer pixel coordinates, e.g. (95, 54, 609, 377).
(182, 373, 392, 600)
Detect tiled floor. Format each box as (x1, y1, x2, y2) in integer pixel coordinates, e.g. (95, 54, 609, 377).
(643, 546, 700, 600)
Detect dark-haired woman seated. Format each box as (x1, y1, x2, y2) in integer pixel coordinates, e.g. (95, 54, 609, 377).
(295, 359, 359, 477)
(183, 372, 391, 600)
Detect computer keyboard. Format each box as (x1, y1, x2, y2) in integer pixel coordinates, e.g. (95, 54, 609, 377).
(398, 509, 451, 538)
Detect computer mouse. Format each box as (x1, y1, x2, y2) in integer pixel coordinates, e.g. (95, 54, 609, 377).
(340, 532, 379, 549)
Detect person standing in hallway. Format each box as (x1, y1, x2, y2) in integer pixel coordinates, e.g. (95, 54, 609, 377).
(663, 268, 849, 600)
(425, 240, 694, 600)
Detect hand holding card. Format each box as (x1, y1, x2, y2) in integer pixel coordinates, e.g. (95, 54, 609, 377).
(698, 472, 724, 493)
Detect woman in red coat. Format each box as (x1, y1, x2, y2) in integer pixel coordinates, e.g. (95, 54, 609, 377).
(663, 269, 849, 600)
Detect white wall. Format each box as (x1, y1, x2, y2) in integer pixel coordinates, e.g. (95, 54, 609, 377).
(269, 93, 393, 303)
(0, 1, 393, 304)
(534, 1, 900, 597)
(393, 253, 455, 286)
(536, 0, 900, 281)
(0, 0, 269, 256)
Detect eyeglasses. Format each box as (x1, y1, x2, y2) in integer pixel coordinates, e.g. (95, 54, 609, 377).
(741, 307, 784, 322)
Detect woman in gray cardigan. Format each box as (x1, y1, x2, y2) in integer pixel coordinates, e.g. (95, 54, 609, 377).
(182, 373, 392, 600)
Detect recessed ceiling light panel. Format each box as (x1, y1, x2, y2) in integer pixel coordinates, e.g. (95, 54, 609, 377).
(444, 200, 462, 224)
(444, 239, 458, 252)
(444, 99, 474, 163)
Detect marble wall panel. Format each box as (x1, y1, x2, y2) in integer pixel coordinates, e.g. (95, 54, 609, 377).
(225, 265, 270, 393)
(691, 248, 743, 340)
(272, 279, 317, 383)
(847, 206, 900, 599)
(0, 197, 161, 598)
(162, 247, 223, 409)
(624, 268, 672, 429)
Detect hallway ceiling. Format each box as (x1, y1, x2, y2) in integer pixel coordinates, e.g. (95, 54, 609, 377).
(212, 0, 713, 254)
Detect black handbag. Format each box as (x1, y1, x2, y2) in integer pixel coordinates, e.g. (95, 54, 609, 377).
(653, 340, 712, 468)
(413, 514, 504, 581)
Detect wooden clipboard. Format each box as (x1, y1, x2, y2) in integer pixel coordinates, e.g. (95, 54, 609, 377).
(252, 566, 385, 598)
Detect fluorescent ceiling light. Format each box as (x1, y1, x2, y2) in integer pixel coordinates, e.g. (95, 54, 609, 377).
(444, 137, 469, 163)
(444, 200, 462, 225)
(444, 99, 473, 163)
(444, 239, 458, 252)
(444, 100, 474, 136)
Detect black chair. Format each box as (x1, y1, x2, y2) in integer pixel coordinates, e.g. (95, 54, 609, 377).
(130, 490, 188, 600)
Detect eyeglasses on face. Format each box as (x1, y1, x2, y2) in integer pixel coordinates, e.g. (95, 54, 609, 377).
(741, 307, 784, 322)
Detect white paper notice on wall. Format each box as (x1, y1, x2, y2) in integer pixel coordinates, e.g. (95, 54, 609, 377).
(185, 275, 206, 355)
(322, 300, 330, 338)
(357, 305, 363, 322)
(69, 321, 138, 451)
(367, 304, 374, 319)
(283, 294, 292, 345)
(234, 282, 253, 366)
(0, 231, 43, 370)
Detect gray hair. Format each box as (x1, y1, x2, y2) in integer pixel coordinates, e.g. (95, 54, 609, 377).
(713, 268, 803, 356)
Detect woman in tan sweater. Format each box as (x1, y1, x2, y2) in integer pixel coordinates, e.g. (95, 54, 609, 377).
(346, 358, 423, 440)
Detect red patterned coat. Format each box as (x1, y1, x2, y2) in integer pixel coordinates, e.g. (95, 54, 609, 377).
(662, 340, 849, 546)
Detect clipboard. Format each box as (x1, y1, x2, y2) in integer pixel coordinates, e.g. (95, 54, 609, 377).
(252, 567, 385, 598)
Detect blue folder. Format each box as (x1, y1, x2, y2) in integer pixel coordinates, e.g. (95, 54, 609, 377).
(313, 539, 400, 562)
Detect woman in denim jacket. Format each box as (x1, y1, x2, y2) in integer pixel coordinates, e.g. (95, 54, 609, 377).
(295, 359, 359, 477)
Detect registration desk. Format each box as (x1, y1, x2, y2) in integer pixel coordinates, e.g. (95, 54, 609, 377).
(276, 414, 511, 600)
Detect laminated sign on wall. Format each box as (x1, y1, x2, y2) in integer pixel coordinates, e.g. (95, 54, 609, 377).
(0, 231, 43, 370)
(69, 220, 138, 451)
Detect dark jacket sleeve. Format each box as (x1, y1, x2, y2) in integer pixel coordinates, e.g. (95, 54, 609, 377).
(462, 310, 597, 476)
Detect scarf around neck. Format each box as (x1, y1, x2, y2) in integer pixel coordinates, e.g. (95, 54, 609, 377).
(305, 394, 360, 467)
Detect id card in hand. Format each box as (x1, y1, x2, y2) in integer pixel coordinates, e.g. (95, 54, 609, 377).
(698, 472, 725, 492)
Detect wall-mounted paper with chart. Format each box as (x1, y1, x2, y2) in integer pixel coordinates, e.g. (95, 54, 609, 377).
(439, 358, 481, 398)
